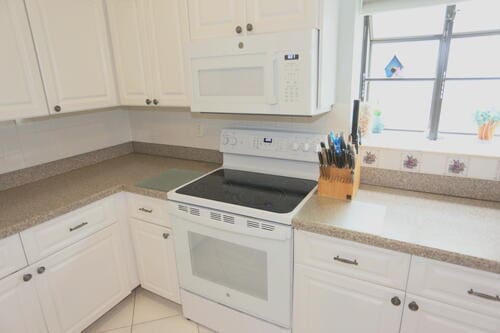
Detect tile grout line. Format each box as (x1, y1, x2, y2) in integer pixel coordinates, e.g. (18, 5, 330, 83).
(131, 314, 184, 328)
(130, 290, 137, 333)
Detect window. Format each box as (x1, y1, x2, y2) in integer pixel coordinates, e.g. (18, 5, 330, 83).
(360, 0, 500, 140)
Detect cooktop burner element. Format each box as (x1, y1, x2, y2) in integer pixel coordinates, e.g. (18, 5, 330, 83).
(175, 169, 317, 214)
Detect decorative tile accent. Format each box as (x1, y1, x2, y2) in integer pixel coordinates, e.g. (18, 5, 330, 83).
(361, 149, 379, 168)
(446, 156, 469, 177)
(400, 151, 422, 173)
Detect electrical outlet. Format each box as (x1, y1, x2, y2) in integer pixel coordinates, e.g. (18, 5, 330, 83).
(196, 124, 204, 137)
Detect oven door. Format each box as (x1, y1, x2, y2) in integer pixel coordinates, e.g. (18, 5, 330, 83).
(170, 209, 292, 328)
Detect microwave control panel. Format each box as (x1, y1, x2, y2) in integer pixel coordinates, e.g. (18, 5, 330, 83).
(282, 53, 300, 103)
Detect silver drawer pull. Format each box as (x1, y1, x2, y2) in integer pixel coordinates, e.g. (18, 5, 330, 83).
(468, 289, 500, 302)
(139, 207, 153, 213)
(334, 255, 358, 266)
(69, 222, 88, 232)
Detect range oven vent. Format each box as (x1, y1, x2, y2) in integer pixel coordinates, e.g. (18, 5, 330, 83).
(247, 220, 260, 229)
(261, 223, 275, 232)
(189, 207, 200, 216)
(178, 205, 188, 213)
(210, 212, 222, 221)
(222, 215, 235, 224)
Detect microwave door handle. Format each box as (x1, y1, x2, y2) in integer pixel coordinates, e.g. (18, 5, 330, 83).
(265, 53, 278, 105)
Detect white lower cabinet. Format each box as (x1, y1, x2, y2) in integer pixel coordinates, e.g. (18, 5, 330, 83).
(34, 223, 130, 333)
(0, 267, 47, 333)
(130, 218, 180, 303)
(293, 264, 405, 333)
(400, 294, 500, 333)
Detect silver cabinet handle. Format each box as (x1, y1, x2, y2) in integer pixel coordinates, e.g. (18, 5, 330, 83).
(145, 99, 152, 105)
(69, 222, 88, 232)
(139, 207, 153, 213)
(334, 255, 358, 266)
(54, 105, 62, 112)
(23, 273, 32, 282)
(246, 23, 253, 32)
(162, 233, 170, 239)
(153, 99, 159, 105)
(468, 289, 500, 302)
(235, 25, 242, 34)
(37, 266, 46, 274)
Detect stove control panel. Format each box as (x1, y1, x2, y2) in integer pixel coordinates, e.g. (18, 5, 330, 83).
(220, 129, 325, 162)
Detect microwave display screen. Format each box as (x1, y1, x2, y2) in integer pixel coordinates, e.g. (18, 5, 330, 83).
(263, 138, 273, 144)
(284, 54, 299, 61)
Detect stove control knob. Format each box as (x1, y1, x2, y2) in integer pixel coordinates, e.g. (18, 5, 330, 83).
(292, 142, 300, 151)
(229, 137, 237, 145)
(302, 143, 311, 152)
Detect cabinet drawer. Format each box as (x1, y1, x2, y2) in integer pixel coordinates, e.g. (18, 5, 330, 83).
(294, 230, 411, 290)
(20, 197, 117, 264)
(407, 256, 500, 318)
(128, 193, 170, 227)
(0, 234, 27, 279)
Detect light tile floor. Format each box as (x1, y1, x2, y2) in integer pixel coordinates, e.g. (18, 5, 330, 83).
(82, 287, 213, 333)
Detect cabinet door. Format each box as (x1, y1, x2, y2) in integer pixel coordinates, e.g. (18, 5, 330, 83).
(293, 264, 404, 333)
(187, 0, 246, 39)
(25, 0, 118, 114)
(0, 267, 47, 333)
(0, 0, 48, 121)
(245, 0, 319, 34)
(34, 224, 130, 333)
(146, 0, 190, 106)
(131, 219, 180, 303)
(106, 0, 153, 106)
(400, 295, 500, 333)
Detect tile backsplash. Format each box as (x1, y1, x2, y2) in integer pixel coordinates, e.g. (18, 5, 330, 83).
(360, 146, 500, 181)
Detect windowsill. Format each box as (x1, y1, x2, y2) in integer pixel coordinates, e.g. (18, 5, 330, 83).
(363, 131, 500, 158)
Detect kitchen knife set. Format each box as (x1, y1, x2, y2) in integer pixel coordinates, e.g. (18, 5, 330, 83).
(317, 100, 362, 200)
(317, 131, 358, 179)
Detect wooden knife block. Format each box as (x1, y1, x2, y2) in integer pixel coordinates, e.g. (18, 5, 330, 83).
(317, 155, 361, 200)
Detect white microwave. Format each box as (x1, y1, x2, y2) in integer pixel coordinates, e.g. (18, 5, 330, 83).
(187, 29, 335, 116)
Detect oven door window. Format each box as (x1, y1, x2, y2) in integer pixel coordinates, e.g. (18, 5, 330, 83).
(188, 231, 268, 300)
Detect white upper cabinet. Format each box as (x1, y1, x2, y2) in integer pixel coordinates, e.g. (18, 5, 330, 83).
(187, 0, 246, 39)
(0, 0, 48, 121)
(105, 0, 152, 106)
(245, 0, 319, 35)
(186, 0, 320, 39)
(106, 0, 189, 107)
(25, 0, 118, 114)
(147, 0, 189, 106)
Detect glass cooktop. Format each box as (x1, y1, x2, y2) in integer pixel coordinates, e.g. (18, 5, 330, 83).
(175, 169, 317, 214)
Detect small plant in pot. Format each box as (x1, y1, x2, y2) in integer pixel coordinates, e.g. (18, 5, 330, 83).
(474, 109, 499, 141)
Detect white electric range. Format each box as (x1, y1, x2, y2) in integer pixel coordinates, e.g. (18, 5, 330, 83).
(168, 129, 324, 333)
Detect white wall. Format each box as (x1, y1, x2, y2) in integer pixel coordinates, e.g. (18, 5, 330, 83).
(129, 103, 351, 150)
(0, 109, 131, 174)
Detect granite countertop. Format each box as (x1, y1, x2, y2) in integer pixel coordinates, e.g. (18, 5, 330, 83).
(0, 153, 218, 239)
(1, 153, 499, 274)
(293, 186, 500, 274)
